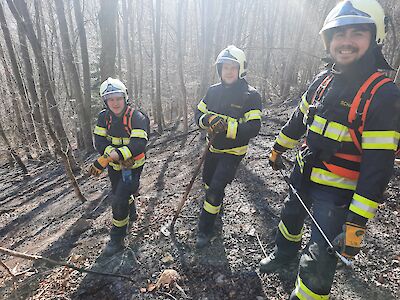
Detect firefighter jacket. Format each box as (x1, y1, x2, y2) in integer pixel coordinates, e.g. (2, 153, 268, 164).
(93, 106, 148, 170)
(195, 79, 262, 156)
(273, 55, 400, 224)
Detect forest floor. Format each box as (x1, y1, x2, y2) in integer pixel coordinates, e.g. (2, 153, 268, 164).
(0, 103, 399, 300)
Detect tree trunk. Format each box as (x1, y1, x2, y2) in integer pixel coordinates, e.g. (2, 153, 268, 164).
(176, 0, 188, 133)
(99, 0, 118, 80)
(153, 0, 164, 132)
(136, 0, 144, 100)
(128, 0, 139, 102)
(122, 0, 134, 100)
(54, 0, 93, 152)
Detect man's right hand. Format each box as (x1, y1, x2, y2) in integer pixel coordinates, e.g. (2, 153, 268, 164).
(88, 154, 113, 176)
(269, 149, 285, 170)
(207, 115, 227, 134)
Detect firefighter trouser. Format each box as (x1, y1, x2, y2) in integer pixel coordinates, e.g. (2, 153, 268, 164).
(275, 165, 352, 299)
(198, 151, 243, 234)
(108, 166, 143, 239)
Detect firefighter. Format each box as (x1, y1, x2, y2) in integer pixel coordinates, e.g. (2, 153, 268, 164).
(195, 45, 262, 248)
(90, 77, 148, 256)
(259, 0, 400, 299)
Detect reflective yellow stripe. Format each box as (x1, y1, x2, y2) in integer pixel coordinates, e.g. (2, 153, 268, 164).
(295, 276, 329, 300)
(299, 92, 309, 115)
(349, 193, 379, 219)
(112, 216, 129, 227)
(296, 151, 304, 173)
(104, 145, 115, 155)
(204, 183, 209, 190)
(362, 131, 400, 150)
(278, 221, 303, 242)
(309, 115, 326, 135)
(324, 121, 347, 141)
(243, 109, 262, 121)
(276, 132, 299, 149)
(199, 114, 208, 129)
(129, 195, 134, 204)
(209, 144, 248, 156)
(203, 200, 221, 215)
(118, 146, 132, 160)
(109, 156, 145, 171)
(197, 100, 208, 113)
(130, 129, 148, 140)
(310, 168, 357, 190)
(226, 120, 238, 139)
(94, 125, 107, 137)
(108, 136, 130, 145)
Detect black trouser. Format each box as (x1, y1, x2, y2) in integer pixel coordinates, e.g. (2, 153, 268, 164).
(108, 166, 143, 239)
(198, 151, 243, 234)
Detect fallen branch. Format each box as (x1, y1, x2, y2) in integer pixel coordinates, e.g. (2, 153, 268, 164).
(0, 246, 134, 282)
(0, 259, 15, 278)
(255, 232, 268, 259)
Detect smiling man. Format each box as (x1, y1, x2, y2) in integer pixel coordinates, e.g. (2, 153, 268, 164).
(90, 77, 149, 256)
(259, 1, 400, 299)
(194, 45, 262, 248)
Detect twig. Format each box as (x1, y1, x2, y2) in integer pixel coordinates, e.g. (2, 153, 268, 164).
(0, 246, 134, 282)
(255, 232, 268, 259)
(0, 259, 15, 278)
(157, 291, 178, 300)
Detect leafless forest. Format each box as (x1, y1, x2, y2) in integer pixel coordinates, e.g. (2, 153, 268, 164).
(0, 1, 399, 299)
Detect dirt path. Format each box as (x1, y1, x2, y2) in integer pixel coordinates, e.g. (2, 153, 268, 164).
(0, 106, 399, 299)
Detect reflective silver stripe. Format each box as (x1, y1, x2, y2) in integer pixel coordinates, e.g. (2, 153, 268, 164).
(309, 115, 326, 135)
(310, 168, 357, 190)
(119, 146, 132, 160)
(226, 120, 238, 139)
(299, 92, 309, 115)
(349, 193, 379, 219)
(104, 145, 115, 155)
(324, 121, 347, 141)
(94, 126, 107, 137)
(276, 132, 298, 149)
(130, 129, 148, 140)
(243, 109, 262, 121)
(362, 131, 400, 150)
(197, 100, 207, 113)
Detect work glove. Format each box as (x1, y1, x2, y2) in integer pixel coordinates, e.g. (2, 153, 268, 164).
(207, 115, 227, 134)
(269, 149, 285, 170)
(88, 154, 113, 176)
(333, 222, 366, 258)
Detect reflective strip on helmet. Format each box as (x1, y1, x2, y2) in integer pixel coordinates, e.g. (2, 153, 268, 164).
(278, 221, 303, 242)
(209, 144, 248, 156)
(276, 132, 299, 149)
(108, 136, 130, 145)
(130, 129, 148, 140)
(94, 125, 107, 137)
(197, 100, 208, 114)
(199, 114, 208, 129)
(294, 275, 329, 300)
(310, 168, 357, 190)
(226, 120, 238, 139)
(243, 109, 262, 121)
(299, 93, 309, 115)
(203, 200, 221, 215)
(309, 115, 326, 135)
(118, 146, 132, 160)
(349, 193, 379, 219)
(102, 91, 126, 101)
(112, 216, 129, 227)
(104, 145, 115, 155)
(362, 131, 400, 150)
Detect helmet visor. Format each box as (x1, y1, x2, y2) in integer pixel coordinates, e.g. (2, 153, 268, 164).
(102, 92, 126, 101)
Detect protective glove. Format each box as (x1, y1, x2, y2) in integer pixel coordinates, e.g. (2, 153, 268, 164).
(207, 115, 227, 134)
(333, 222, 366, 258)
(88, 154, 113, 176)
(269, 149, 285, 170)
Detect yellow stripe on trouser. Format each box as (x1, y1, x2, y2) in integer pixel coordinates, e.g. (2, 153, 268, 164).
(349, 193, 379, 219)
(362, 131, 400, 150)
(278, 221, 303, 242)
(209, 144, 248, 156)
(310, 168, 357, 190)
(294, 276, 329, 300)
(203, 201, 221, 215)
(275, 132, 299, 149)
(113, 216, 129, 227)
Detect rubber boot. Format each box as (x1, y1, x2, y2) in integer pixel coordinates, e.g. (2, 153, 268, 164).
(196, 231, 213, 249)
(129, 195, 138, 224)
(259, 247, 298, 273)
(103, 236, 125, 257)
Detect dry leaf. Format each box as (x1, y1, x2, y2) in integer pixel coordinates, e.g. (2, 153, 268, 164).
(155, 269, 181, 289)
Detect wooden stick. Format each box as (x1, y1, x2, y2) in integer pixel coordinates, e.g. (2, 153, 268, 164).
(170, 135, 215, 230)
(255, 232, 268, 259)
(0, 259, 15, 278)
(0, 246, 134, 282)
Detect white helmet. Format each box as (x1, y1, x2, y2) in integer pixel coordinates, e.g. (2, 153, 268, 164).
(215, 45, 247, 79)
(320, 0, 387, 50)
(99, 77, 128, 104)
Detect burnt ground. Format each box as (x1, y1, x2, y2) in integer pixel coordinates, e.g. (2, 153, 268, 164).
(0, 104, 399, 300)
